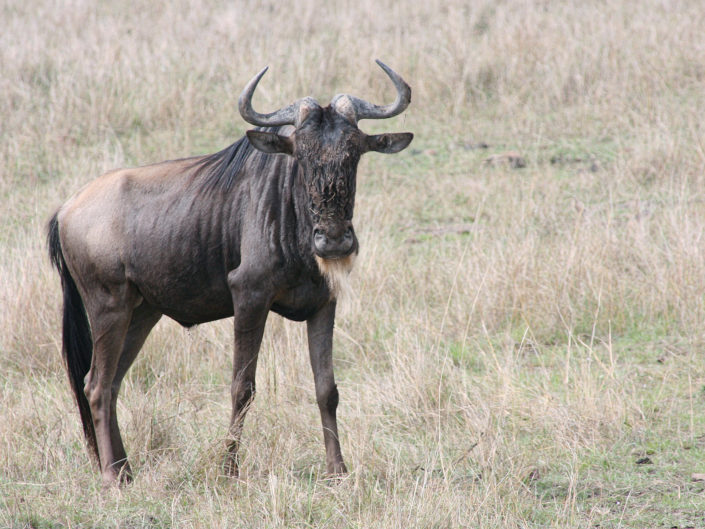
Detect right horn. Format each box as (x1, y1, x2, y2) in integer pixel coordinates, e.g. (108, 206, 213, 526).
(238, 67, 302, 127)
(340, 60, 412, 122)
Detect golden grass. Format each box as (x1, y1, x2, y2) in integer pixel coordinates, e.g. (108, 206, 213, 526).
(2, 0, 705, 526)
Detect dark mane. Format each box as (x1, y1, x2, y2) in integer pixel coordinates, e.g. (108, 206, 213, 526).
(190, 127, 282, 192)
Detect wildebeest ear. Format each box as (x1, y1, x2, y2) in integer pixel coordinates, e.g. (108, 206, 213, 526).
(365, 132, 414, 154)
(246, 130, 294, 155)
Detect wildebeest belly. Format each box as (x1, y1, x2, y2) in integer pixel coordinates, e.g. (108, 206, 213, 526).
(134, 271, 234, 326)
(132, 264, 329, 325)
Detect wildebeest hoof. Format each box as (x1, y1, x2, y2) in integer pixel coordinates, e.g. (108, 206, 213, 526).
(222, 454, 240, 479)
(326, 461, 348, 480)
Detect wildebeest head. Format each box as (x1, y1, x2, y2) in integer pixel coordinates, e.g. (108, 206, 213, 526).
(238, 60, 413, 269)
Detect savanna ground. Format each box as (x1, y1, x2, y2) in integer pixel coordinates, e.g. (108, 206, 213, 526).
(2, 0, 705, 527)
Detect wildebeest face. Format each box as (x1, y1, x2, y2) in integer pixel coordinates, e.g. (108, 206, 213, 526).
(247, 105, 412, 260)
(295, 106, 362, 260)
(239, 61, 413, 263)
(247, 106, 362, 260)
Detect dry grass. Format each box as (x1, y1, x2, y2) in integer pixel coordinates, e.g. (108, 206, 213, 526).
(2, 0, 705, 527)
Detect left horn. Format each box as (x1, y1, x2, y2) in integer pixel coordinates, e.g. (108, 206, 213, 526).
(238, 67, 301, 127)
(336, 60, 411, 122)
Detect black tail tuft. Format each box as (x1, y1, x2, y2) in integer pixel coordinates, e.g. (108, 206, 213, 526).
(47, 212, 99, 462)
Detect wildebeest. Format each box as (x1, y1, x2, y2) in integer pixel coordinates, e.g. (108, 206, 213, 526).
(47, 60, 412, 487)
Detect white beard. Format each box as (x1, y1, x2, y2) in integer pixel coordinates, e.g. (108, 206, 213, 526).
(315, 253, 356, 302)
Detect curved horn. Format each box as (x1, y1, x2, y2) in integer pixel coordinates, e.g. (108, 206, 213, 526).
(238, 67, 300, 127)
(337, 60, 411, 122)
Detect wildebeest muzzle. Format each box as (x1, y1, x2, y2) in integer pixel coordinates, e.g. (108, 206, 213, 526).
(313, 221, 357, 260)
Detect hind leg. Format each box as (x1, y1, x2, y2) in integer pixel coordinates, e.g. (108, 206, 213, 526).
(84, 305, 132, 486)
(108, 305, 162, 482)
(82, 286, 154, 487)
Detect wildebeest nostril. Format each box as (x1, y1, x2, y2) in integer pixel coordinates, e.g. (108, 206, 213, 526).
(314, 230, 328, 251)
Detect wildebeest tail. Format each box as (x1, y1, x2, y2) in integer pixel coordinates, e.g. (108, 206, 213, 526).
(47, 212, 98, 461)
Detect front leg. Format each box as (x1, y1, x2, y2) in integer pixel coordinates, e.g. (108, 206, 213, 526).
(224, 270, 271, 477)
(307, 300, 347, 475)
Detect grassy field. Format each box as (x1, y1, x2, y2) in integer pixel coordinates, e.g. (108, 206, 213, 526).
(2, 0, 705, 527)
